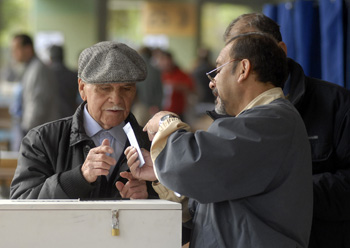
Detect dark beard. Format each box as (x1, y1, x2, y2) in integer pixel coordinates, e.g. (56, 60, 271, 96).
(212, 88, 227, 115)
(215, 97, 227, 115)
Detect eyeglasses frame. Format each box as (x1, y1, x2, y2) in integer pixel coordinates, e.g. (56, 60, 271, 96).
(206, 59, 241, 82)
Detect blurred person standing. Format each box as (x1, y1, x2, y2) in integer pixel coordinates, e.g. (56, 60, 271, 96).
(155, 50, 195, 120)
(191, 47, 216, 114)
(190, 47, 216, 131)
(132, 46, 163, 126)
(5, 60, 25, 151)
(48, 45, 79, 118)
(11, 34, 60, 139)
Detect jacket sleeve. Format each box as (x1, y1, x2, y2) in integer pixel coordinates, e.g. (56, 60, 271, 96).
(10, 128, 94, 199)
(152, 109, 309, 204)
(313, 108, 350, 220)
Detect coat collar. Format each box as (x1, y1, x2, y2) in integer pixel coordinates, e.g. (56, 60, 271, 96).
(286, 58, 306, 108)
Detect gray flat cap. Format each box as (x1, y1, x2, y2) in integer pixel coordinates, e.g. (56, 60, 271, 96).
(78, 41, 147, 84)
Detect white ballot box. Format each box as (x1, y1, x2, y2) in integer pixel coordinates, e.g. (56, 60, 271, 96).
(0, 199, 182, 248)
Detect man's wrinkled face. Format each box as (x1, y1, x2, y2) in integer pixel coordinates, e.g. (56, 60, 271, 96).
(79, 80, 137, 130)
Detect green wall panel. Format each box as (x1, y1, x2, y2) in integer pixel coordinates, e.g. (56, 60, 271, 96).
(32, 0, 98, 69)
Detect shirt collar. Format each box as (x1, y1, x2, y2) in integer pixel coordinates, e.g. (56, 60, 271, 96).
(237, 87, 285, 116)
(83, 104, 103, 137)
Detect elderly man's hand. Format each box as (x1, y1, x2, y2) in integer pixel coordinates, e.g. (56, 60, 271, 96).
(124, 147, 157, 182)
(116, 172, 148, 199)
(81, 139, 116, 183)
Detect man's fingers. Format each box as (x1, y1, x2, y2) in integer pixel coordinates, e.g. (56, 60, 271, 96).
(125, 147, 141, 168)
(120, 171, 134, 181)
(140, 148, 148, 155)
(81, 138, 117, 183)
(90, 145, 114, 155)
(101, 138, 110, 146)
(124, 146, 132, 156)
(116, 181, 134, 199)
(116, 179, 148, 199)
(87, 160, 114, 175)
(124, 146, 136, 159)
(87, 152, 116, 166)
(143, 121, 151, 132)
(115, 181, 125, 197)
(125, 180, 148, 199)
(95, 160, 114, 170)
(93, 167, 110, 176)
(89, 138, 113, 155)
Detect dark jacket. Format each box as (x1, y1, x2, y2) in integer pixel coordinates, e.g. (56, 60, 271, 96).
(10, 102, 157, 199)
(49, 61, 79, 118)
(288, 59, 350, 248)
(157, 97, 313, 248)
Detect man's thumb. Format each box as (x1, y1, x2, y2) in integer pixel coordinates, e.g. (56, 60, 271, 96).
(102, 138, 110, 146)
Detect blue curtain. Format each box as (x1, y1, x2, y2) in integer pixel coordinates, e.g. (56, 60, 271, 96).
(294, 0, 321, 78)
(262, 4, 278, 22)
(319, 0, 344, 86)
(346, 0, 350, 90)
(263, 0, 348, 87)
(278, 2, 296, 60)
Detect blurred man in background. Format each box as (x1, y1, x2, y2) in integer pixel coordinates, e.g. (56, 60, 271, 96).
(132, 46, 163, 126)
(48, 44, 79, 118)
(10, 34, 60, 150)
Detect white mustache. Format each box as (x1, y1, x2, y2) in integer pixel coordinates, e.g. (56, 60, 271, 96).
(106, 106, 125, 111)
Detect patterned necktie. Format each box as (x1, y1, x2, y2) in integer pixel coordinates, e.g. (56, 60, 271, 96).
(99, 131, 114, 155)
(99, 131, 116, 179)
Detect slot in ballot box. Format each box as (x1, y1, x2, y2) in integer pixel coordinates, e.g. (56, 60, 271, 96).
(0, 199, 182, 248)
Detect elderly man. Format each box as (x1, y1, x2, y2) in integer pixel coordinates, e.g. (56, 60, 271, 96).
(10, 41, 157, 200)
(125, 33, 313, 247)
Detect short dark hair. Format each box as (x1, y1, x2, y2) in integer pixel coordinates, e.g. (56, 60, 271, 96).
(13, 34, 34, 48)
(223, 13, 282, 43)
(228, 32, 288, 87)
(139, 46, 153, 59)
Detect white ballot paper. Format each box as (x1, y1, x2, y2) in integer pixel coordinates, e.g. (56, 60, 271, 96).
(123, 122, 145, 167)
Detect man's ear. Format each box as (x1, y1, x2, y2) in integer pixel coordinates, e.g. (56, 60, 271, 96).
(237, 59, 251, 82)
(78, 78, 87, 101)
